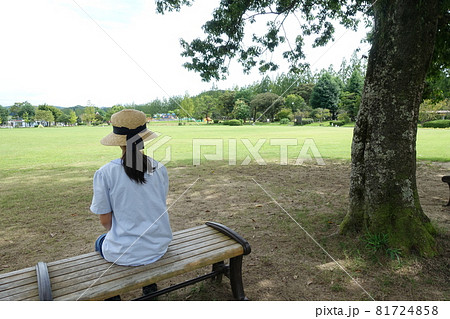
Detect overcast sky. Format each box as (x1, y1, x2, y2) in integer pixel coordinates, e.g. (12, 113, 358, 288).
(0, 0, 370, 108)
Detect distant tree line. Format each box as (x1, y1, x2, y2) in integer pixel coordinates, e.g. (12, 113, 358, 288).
(0, 54, 447, 126)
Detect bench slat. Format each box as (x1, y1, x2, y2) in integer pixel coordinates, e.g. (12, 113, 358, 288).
(58, 243, 243, 300)
(0, 275, 37, 295)
(0, 287, 39, 301)
(51, 238, 240, 300)
(0, 268, 36, 289)
(0, 266, 35, 280)
(49, 234, 232, 291)
(49, 232, 230, 283)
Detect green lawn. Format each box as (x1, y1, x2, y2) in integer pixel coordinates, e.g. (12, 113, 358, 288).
(0, 125, 448, 172)
(0, 124, 449, 300)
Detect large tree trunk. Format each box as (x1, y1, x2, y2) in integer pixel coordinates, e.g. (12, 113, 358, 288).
(340, 0, 440, 256)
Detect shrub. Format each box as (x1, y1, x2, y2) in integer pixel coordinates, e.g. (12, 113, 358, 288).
(275, 108, 293, 121)
(329, 120, 345, 127)
(337, 112, 351, 124)
(302, 118, 314, 125)
(280, 118, 290, 125)
(213, 119, 219, 124)
(422, 119, 450, 128)
(294, 118, 314, 125)
(227, 119, 243, 126)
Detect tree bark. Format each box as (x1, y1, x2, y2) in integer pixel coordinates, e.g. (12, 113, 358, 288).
(340, 0, 440, 256)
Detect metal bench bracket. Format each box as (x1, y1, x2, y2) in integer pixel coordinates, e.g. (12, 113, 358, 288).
(36, 262, 53, 301)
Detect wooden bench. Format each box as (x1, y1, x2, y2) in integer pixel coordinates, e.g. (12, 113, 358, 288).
(0, 222, 251, 301)
(443, 176, 450, 206)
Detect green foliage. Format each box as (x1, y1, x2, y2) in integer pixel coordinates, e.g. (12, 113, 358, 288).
(222, 119, 242, 126)
(193, 94, 218, 119)
(339, 91, 361, 120)
(275, 108, 292, 121)
(9, 103, 21, 119)
(346, 68, 364, 94)
(363, 233, 402, 261)
(422, 119, 450, 128)
(0, 106, 8, 124)
(177, 95, 196, 119)
(337, 52, 365, 84)
(311, 108, 331, 122)
(301, 118, 314, 125)
(419, 99, 449, 123)
(220, 90, 237, 116)
(329, 120, 345, 127)
(279, 118, 290, 125)
(232, 99, 251, 122)
(69, 110, 77, 125)
(423, 70, 450, 102)
(424, 6, 450, 102)
(293, 117, 314, 125)
(81, 106, 97, 125)
(38, 104, 62, 122)
(310, 73, 340, 119)
(337, 112, 351, 124)
(364, 233, 389, 253)
(17, 102, 36, 118)
(284, 94, 306, 113)
(34, 109, 54, 125)
(292, 83, 315, 106)
(250, 92, 284, 121)
(156, 0, 367, 81)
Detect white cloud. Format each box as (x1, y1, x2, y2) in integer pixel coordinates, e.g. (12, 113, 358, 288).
(0, 0, 370, 107)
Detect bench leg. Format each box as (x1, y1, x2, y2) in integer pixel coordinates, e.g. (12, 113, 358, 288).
(142, 283, 158, 300)
(105, 295, 121, 301)
(229, 256, 248, 301)
(212, 261, 225, 283)
(446, 183, 450, 206)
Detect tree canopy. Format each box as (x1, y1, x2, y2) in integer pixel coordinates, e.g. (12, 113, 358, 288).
(156, 1, 448, 85)
(156, 0, 374, 81)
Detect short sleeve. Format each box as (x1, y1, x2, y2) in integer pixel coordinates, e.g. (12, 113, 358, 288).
(90, 169, 112, 215)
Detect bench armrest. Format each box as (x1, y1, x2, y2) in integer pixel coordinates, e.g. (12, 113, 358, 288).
(205, 222, 251, 255)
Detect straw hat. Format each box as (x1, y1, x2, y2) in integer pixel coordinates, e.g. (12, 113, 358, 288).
(100, 109, 156, 146)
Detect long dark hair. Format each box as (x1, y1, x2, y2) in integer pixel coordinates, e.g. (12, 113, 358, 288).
(121, 144, 153, 184)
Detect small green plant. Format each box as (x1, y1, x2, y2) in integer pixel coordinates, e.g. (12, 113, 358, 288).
(330, 282, 345, 292)
(364, 233, 389, 253)
(280, 118, 290, 125)
(386, 247, 402, 261)
(363, 233, 402, 261)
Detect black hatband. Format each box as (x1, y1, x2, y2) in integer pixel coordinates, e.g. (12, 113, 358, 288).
(113, 124, 147, 138)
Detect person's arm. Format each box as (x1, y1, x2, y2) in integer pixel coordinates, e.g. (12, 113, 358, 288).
(99, 212, 112, 231)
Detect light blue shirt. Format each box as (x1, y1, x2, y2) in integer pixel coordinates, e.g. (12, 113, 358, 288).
(90, 158, 172, 266)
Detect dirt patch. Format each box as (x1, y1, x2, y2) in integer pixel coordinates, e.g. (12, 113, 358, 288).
(1, 161, 449, 300)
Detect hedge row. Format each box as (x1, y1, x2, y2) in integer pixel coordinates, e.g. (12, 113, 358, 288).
(222, 119, 243, 126)
(422, 119, 450, 128)
(329, 120, 345, 127)
(294, 118, 314, 125)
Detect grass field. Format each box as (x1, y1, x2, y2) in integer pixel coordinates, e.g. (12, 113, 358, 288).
(0, 124, 449, 172)
(0, 124, 449, 300)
